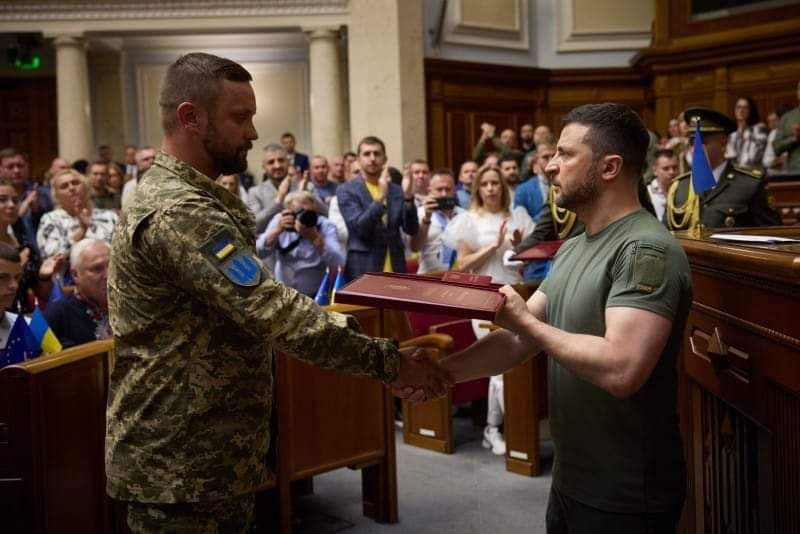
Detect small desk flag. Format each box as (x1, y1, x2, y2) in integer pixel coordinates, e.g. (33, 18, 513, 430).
(30, 308, 63, 355)
(1, 314, 40, 368)
(330, 266, 346, 304)
(691, 120, 717, 196)
(314, 268, 331, 306)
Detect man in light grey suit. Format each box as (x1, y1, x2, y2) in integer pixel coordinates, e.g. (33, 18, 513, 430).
(246, 144, 326, 236)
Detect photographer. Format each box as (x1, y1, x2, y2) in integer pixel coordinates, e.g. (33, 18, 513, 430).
(256, 190, 345, 297)
(410, 168, 464, 274)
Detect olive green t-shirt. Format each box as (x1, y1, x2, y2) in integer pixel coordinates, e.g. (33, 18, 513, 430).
(539, 209, 692, 513)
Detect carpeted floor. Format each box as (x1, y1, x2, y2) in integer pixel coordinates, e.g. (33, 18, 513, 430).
(290, 414, 554, 533)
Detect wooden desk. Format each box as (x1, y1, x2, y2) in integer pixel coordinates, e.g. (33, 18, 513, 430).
(502, 281, 549, 477)
(274, 304, 397, 533)
(767, 177, 800, 225)
(1, 306, 400, 534)
(676, 227, 800, 534)
(0, 340, 120, 534)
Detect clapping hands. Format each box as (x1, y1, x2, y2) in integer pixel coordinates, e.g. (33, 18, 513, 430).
(391, 346, 453, 403)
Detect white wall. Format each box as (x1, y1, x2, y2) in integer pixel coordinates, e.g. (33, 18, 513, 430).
(423, 0, 651, 69)
(117, 33, 310, 180)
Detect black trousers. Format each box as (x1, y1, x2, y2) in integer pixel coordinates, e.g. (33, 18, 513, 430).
(546, 486, 683, 534)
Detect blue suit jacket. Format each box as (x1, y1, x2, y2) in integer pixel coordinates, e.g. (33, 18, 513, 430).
(291, 152, 309, 173)
(337, 176, 419, 279)
(514, 176, 546, 222)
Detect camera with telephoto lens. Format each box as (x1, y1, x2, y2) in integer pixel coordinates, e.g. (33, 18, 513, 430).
(435, 197, 457, 210)
(286, 208, 318, 231)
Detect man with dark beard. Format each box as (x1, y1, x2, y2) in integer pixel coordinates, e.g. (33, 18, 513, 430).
(441, 103, 692, 533)
(106, 52, 450, 534)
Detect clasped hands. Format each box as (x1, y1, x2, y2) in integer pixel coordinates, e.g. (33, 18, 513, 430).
(391, 347, 452, 404)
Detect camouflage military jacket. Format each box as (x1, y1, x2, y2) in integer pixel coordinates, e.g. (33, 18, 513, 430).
(106, 151, 400, 503)
(666, 160, 781, 230)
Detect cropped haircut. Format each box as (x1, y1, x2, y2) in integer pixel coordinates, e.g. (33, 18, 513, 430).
(536, 134, 557, 148)
(70, 238, 110, 272)
(356, 136, 386, 156)
(562, 103, 649, 180)
(652, 148, 677, 162)
(499, 154, 519, 166)
(263, 144, 287, 157)
(159, 53, 252, 134)
(431, 167, 455, 179)
(0, 147, 28, 163)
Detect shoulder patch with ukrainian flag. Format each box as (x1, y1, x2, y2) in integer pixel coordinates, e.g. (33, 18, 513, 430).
(201, 231, 262, 287)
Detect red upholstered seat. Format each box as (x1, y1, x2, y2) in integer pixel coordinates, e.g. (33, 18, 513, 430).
(425, 318, 488, 405)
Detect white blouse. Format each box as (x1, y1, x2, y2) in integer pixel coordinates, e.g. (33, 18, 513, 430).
(441, 206, 535, 285)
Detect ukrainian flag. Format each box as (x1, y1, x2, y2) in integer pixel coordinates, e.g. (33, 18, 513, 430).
(330, 266, 346, 304)
(29, 308, 63, 355)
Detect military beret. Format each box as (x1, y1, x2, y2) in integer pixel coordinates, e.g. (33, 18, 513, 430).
(683, 107, 737, 138)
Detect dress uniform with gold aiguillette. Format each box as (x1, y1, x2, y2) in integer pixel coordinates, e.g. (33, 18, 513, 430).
(666, 108, 781, 231)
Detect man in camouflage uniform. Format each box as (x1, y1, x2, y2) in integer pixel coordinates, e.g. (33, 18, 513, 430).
(106, 52, 449, 533)
(666, 107, 781, 231)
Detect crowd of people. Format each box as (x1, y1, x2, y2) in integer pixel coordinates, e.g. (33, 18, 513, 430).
(1, 77, 797, 456)
(1, 49, 796, 533)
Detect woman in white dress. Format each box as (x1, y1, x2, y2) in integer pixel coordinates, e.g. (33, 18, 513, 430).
(442, 165, 534, 456)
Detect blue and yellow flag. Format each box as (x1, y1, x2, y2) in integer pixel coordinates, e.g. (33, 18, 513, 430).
(330, 266, 346, 304)
(314, 268, 331, 306)
(48, 274, 65, 305)
(30, 308, 63, 355)
(691, 120, 716, 196)
(1, 314, 40, 367)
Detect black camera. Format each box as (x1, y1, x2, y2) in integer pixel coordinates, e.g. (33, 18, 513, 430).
(286, 208, 318, 231)
(435, 197, 457, 210)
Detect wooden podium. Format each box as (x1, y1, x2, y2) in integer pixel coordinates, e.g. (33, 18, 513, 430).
(676, 227, 800, 534)
(0, 306, 405, 534)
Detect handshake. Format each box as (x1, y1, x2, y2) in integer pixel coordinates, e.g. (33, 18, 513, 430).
(390, 347, 453, 403)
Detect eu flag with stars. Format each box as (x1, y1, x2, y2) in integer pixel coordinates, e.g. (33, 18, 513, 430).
(1, 314, 41, 368)
(691, 120, 717, 196)
(314, 268, 331, 306)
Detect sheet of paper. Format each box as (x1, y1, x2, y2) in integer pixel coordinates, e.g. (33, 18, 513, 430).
(709, 233, 800, 244)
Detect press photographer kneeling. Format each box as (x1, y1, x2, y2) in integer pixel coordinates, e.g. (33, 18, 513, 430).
(257, 190, 345, 296)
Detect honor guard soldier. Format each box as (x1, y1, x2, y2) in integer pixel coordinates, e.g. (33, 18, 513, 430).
(666, 107, 781, 231)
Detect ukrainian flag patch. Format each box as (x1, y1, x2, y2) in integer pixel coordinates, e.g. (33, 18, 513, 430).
(202, 231, 262, 287)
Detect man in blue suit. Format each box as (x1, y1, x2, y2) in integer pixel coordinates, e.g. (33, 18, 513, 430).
(514, 138, 556, 280)
(337, 136, 419, 280)
(280, 132, 309, 173)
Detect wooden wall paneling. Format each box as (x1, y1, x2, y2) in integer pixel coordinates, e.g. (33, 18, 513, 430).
(634, 2, 800, 134)
(425, 59, 545, 170)
(665, 0, 800, 42)
(0, 77, 58, 180)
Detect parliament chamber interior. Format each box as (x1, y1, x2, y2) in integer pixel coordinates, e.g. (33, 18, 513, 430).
(1, 0, 799, 533)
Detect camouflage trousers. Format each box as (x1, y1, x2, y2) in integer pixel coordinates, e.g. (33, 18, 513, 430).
(127, 493, 255, 534)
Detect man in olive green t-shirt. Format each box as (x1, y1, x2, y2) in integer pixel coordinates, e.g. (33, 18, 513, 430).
(443, 103, 692, 533)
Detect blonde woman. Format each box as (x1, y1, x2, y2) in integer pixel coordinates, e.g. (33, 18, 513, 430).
(36, 169, 118, 259)
(441, 165, 534, 456)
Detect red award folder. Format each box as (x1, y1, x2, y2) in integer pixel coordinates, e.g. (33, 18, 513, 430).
(333, 272, 505, 320)
(510, 240, 564, 261)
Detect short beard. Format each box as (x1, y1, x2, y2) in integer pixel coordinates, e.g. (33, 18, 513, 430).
(556, 163, 600, 211)
(203, 122, 249, 176)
